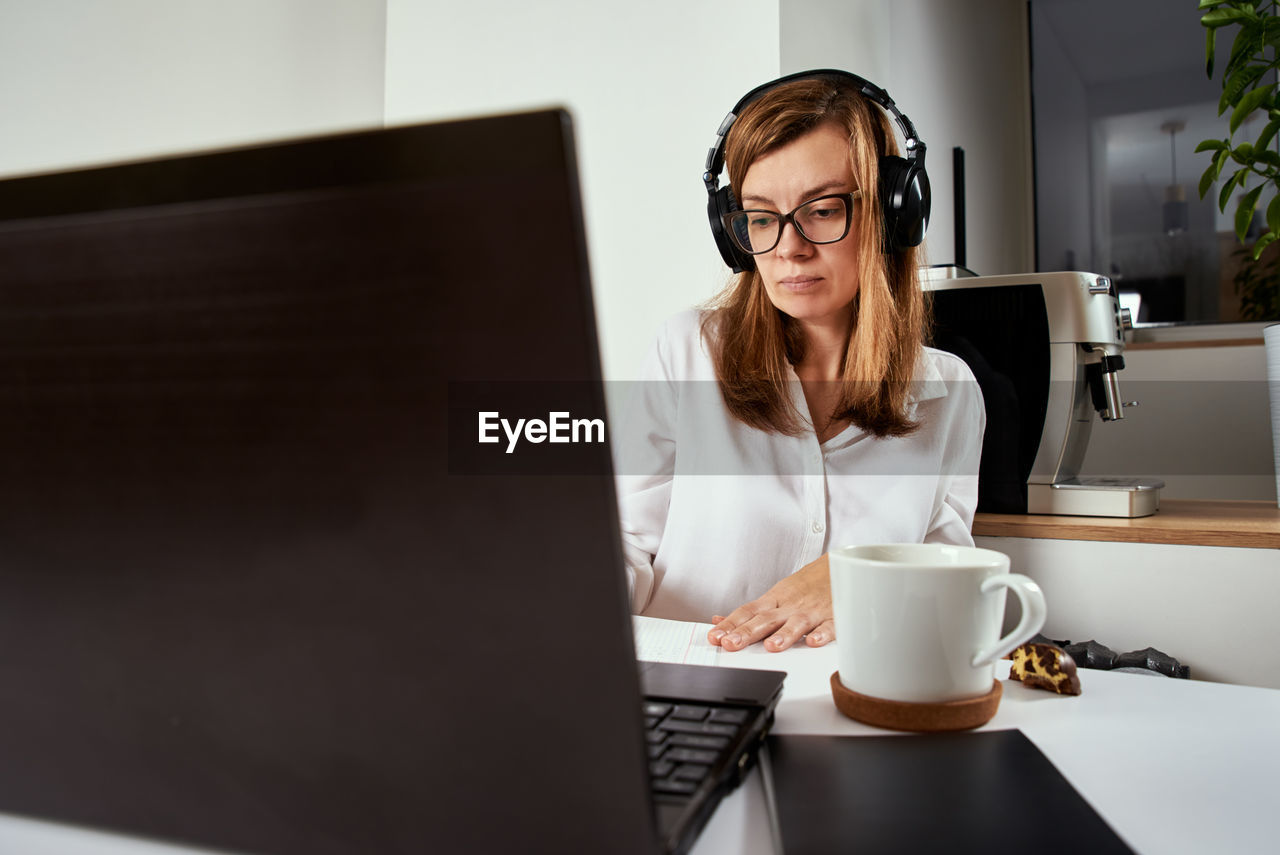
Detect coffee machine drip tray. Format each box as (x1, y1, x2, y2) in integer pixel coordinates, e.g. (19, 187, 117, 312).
(1027, 477, 1165, 518)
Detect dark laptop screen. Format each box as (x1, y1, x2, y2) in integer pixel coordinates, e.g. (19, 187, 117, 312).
(0, 112, 657, 854)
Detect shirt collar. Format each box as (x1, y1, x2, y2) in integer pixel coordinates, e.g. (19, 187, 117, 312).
(907, 349, 950, 404)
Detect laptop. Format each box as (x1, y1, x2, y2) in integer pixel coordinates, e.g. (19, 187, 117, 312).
(0, 110, 783, 855)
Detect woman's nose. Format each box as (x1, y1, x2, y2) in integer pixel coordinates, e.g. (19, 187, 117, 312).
(774, 220, 813, 259)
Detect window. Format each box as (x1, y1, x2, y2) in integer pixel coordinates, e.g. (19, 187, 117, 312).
(1030, 0, 1279, 325)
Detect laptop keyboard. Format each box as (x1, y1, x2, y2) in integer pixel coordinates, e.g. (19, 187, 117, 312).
(643, 701, 751, 799)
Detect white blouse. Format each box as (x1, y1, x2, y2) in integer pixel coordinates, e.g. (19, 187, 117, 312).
(614, 309, 986, 622)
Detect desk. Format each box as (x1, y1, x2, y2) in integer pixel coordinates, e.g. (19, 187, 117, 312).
(2, 629, 1276, 855)
(686, 637, 1280, 855)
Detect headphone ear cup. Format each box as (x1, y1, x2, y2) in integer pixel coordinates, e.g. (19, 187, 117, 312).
(707, 186, 755, 273)
(878, 155, 930, 250)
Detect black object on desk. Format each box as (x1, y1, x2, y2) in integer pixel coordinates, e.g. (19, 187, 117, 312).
(766, 729, 1134, 854)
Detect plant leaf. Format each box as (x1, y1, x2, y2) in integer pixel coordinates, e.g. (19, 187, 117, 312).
(1207, 26, 1217, 77)
(1224, 20, 1265, 81)
(1220, 62, 1267, 112)
(1198, 0, 1225, 8)
(1236, 184, 1264, 240)
(1255, 117, 1280, 151)
(1218, 168, 1239, 209)
(1250, 231, 1277, 260)
(1220, 168, 1246, 211)
(1196, 138, 1229, 153)
(1203, 8, 1258, 28)
(1200, 162, 1220, 199)
(1265, 13, 1280, 46)
(1257, 148, 1280, 167)
(1230, 85, 1274, 133)
(1266, 193, 1280, 235)
(1216, 146, 1234, 181)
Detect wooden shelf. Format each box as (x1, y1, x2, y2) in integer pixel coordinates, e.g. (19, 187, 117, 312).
(973, 499, 1280, 549)
(1125, 337, 1264, 351)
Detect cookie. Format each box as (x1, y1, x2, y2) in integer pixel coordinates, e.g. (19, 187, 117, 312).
(1008, 643, 1082, 695)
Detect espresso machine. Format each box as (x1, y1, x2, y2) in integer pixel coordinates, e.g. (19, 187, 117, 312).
(923, 270, 1163, 518)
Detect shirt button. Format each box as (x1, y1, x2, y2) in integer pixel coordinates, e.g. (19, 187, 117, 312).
(811, 520, 825, 533)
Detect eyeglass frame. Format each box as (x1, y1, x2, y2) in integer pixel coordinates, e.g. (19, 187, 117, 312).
(720, 190, 864, 256)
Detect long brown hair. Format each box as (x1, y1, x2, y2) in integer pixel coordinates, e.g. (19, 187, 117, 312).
(701, 77, 927, 438)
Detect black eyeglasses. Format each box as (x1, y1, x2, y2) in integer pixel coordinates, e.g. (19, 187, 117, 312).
(722, 191, 862, 256)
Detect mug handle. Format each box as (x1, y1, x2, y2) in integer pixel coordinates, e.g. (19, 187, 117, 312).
(970, 573, 1047, 667)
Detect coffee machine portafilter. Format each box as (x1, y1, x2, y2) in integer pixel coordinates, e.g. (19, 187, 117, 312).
(924, 270, 1163, 518)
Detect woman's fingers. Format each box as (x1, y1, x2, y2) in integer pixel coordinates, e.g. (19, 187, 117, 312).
(804, 617, 837, 647)
(707, 555, 834, 651)
(708, 604, 777, 650)
(760, 613, 818, 651)
(709, 606, 825, 652)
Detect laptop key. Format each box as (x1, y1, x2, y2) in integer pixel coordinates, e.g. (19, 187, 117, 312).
(708, 707, 750, 725)
(658, 719, 739, 738)
(649, 759, 675, 779)
(671, 763, 711, 782)
(670, 704, 712, 721)
(652, 777, 698, 795)
(665, 747, 718, 765)
(668, 732, 730, 751)
(644, 702, 672, 717)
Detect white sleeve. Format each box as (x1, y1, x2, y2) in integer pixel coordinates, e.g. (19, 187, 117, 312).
(925, 370, 986, 547)
(612, 322, 680, 613)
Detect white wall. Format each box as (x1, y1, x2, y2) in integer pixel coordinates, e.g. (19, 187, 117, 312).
(383, 0, 782, 382)
(780, 0, 1036, 277)
(0, 0, 387, 178)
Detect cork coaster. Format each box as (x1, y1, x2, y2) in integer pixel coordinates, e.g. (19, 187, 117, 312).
(829, 672, 1002, 732)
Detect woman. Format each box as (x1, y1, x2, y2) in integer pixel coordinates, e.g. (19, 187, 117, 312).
(615, 72, 985, 653)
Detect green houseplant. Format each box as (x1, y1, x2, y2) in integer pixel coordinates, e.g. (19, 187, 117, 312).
(1197, 0, 1280, 319)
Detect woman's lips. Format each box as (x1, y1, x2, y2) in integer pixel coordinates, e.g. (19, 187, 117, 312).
(777, 275, 822, 293)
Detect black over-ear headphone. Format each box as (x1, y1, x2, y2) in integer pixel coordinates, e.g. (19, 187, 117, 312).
(703, 69, 930, 273)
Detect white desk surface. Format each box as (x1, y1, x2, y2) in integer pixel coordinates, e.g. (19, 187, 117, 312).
(1, 623, 1277, 855)
(685, 634, 1280, 855)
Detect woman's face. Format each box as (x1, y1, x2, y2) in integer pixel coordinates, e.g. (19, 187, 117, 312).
(739, 122, 863, 335)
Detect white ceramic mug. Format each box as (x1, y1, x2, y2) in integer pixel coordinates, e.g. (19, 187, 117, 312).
(829, 543, 1047, 704)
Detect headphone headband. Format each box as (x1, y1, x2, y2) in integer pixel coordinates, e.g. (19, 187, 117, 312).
(702, 69, 926, 186)
(703, 69, 931, 271)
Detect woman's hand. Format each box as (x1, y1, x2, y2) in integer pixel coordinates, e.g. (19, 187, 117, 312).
(707, 554, 835, 652)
